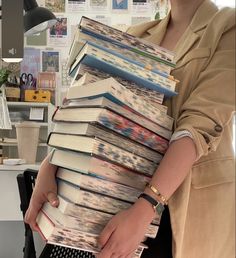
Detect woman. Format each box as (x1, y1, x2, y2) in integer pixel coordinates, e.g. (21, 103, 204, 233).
(25, 1, 235, 258)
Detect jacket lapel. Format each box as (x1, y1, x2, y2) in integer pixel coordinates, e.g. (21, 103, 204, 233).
(173, 0, 218, 64)
(136, 0, 219, 65)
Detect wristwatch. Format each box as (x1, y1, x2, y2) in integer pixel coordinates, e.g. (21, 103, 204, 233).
(138, 193, 165, 216)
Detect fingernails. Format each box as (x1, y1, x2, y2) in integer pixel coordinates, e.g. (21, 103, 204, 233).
(51, 199, 58, 206)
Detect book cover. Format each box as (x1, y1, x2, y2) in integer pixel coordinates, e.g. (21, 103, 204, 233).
(42, 201, 159, 238)
(63, 97, 172, 139)
(50, 149, 151, 190)
(36, 210, 148, 257)
(52, 107, 170, 153)
(79, 16, 175, 66)
(66, 77, 173, 128)
(76, 64, 165, 107)
(69, 42, 177, 97)
(53, 122, 162, 163)
(56, 167, 142, 203)
(48, 133, 158, 176)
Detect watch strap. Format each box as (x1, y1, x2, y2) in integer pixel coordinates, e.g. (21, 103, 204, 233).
(138, 193, 165, 216)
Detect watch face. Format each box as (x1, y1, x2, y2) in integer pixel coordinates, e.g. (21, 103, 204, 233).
(155, 203, 165, 215)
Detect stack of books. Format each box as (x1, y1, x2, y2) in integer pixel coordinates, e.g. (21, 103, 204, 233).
(36, 16, 178, 257)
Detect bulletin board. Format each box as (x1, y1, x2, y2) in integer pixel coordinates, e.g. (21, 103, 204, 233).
(22, 0, 169, 105)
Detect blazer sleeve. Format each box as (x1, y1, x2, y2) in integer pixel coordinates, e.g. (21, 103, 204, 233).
(174, 19, 235, 160)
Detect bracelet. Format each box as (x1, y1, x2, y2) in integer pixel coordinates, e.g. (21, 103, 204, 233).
(138, 193, 165, 216)
(146, 183, 168, 205)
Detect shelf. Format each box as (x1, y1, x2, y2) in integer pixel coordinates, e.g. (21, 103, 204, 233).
(0, 143, 47, 147)
(11, 122, 48, 127)
(7, 101, 51, 107)
(0, 163, 40, 171)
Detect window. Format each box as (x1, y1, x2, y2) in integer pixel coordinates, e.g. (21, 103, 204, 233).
(212, 0, 235, 7)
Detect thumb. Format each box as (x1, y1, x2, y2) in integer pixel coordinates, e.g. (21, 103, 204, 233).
(98, 220, 116, 249)
(47, 191, 59, 207)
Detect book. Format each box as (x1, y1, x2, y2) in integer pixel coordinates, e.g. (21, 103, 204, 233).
(56, 167, 142, 203)
(75, 64, 165, 106)
(69, 42, 177, 97)
(42, 201, 159, 238)
(68, 29, 173, 77)
(48, 133, 157, 176)
(50, 149, 151, 190)
(79, 16, 175, 66)
(53, 122, 162, 163)
(57, 193, 161, 225)
(71, 72, 102, 88)
(64, 97, 172, 139)
(36, 210, 147, 257)
(42, 201, 108, 235)
(52, 107, 170, 152)
(66, 77, 173, 128)
(57, 179, 132, 214)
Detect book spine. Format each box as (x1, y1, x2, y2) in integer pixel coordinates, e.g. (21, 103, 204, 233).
(98, 109, 169, 154)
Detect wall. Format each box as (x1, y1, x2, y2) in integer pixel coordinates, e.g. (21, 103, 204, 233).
(21, 0, 169, 105)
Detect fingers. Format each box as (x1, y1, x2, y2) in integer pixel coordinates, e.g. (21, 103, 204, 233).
(47, 191, 59, 207)
(24, 197, 44, 231)
(24, 191, 59, 231)
(98, 220, 116, 249)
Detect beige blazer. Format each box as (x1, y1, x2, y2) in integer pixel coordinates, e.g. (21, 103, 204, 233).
(128, 1, 235, 258)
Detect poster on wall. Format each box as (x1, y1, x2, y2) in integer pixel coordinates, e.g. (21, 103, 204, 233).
(48, 17, 69, 46)
(42, 51, 60, 73)
(111, 0, 129, 12)
(131, 0, 151, 14)
(61, 59, 72, 88)
(89, 0, 109, 12)
(67, 0, 88, 12)
(26, 30, 47, 46)
(20, 48, 41, 78)
(45, 0, 66, 13)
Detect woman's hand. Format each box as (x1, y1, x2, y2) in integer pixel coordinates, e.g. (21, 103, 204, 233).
(24, 155, 58, 231)
(97, 197, 155, 258)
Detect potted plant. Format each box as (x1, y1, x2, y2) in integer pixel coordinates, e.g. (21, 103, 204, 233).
(0, 68, 11, 86)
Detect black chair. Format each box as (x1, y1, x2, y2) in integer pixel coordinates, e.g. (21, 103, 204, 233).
(17, 169, 95, 258)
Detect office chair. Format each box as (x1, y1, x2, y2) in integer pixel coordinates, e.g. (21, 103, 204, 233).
(17, 169, 95, 258)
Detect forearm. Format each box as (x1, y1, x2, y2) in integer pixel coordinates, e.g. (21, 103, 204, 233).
(145, 137, 197, 201)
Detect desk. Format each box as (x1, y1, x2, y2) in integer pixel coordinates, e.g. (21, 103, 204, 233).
(0, 164, 40, 221)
